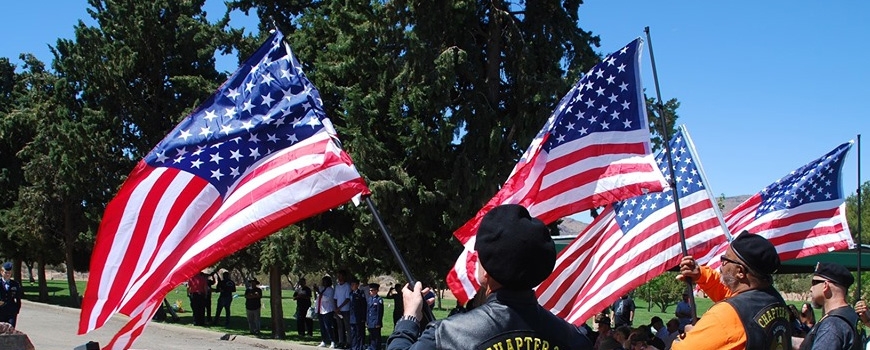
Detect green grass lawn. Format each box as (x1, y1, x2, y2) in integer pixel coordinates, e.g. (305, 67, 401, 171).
(21, 279, 822, 344)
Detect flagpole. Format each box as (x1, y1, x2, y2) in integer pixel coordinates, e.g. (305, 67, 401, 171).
(364, 196, 436, 323)
(857, 134, 862, 302)
(644, 27, 690, 255)
(644, 26, 697, 318)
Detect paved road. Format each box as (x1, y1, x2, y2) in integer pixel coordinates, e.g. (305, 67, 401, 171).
(16, 301, 322, 350)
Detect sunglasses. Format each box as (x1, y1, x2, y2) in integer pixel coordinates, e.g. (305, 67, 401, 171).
(811, 279, 827, 286)
(720, 255, 746, 269)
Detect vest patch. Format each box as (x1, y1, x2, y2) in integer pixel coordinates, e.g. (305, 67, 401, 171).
(479, 332, 560, 350)
(754, 304, 790, 350)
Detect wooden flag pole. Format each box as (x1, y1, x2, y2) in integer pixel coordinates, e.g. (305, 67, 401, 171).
(365, 196, 436, 323)
(644, 26, 697, 320)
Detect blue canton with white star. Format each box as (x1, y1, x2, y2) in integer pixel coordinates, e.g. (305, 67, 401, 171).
(613, 127, 704, 232)
(144, 31, 326, 197)
(543, 39, 645, 153)
(755, 142, 851, 217)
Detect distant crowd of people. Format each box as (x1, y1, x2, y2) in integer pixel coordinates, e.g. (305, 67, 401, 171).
(186, 268, 263, 335)
(183, 265, 390, 350)
(302, 271, 385, 350)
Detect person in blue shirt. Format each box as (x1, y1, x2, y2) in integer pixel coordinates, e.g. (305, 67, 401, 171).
(349, 278, 367, 350)
(367, 283, 384, 350)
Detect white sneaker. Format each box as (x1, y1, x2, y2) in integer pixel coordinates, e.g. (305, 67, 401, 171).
(318, 342, 326, 347)
(329, 342, 335, 349)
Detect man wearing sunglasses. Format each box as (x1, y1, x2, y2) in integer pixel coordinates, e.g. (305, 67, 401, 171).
(793, 262, 859, 350)
(672, 232, 792, 350)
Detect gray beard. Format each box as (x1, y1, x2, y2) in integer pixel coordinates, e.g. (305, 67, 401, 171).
(720, 271, 739, 291)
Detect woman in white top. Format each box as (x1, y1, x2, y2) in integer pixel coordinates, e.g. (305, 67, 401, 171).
(316, 276, 337, 348)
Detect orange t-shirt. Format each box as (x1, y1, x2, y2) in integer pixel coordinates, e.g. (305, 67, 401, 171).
(671, 266, 747, 350)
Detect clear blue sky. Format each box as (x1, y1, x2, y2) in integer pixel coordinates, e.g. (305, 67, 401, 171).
(3, 1, 868, 223)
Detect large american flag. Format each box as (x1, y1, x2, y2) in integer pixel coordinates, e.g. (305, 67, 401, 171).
(535, 126, 727, 325)
(705, 141, 854, 271)
(78, 31, 370, 349)
(446, 38, 668, 304)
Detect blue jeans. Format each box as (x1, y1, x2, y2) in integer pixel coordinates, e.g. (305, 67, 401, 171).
(319, 313, 335, 344)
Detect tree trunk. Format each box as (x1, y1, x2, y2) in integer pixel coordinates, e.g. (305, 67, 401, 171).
(64, 203, 80, 307)
(25, 261, 35, 284)
(37, 256, 48, 302)
(12, 260, 22, 286)
(270, 264, 285, 339)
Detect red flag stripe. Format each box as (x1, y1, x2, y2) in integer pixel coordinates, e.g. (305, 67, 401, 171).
(103, 301, 161, 350)
(445, 243, 481, 303)
(80, 168, 215, 332)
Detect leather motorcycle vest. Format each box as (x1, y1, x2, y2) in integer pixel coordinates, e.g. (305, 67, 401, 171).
(724, 286, 792, 350)
(433, 290, 591, 350)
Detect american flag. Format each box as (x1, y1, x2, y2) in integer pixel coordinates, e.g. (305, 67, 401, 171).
(447, 38, 668, 304)
(705, 141, 854, 271)
(535, 126, 727, 325)
(78, 31, 370, 349)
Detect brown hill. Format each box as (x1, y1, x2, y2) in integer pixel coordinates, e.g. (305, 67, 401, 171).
(557, 217, 589, 236)
(720, 194, 752, 214)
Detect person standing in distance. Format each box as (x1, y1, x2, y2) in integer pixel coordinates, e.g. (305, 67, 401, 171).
(213, 270, 237, 327)
(293, 277, 314, 337)
(672, 232, 792, 350)
(674, 292, 692, 332)
(610, 294, 635, 328)
(793, 262, 859, 350)
(0, 262, 22, 327)
(367, 283, 384, 350)
(386, 204, 593, 350)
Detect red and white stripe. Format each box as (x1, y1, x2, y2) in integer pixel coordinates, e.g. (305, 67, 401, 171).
(79, 130, 369, 348)
(535, 189, 726, 325)
(448, 133, 667, 303)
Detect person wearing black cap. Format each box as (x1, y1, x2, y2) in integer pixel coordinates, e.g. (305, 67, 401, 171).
(672, 231, 792, 350)
(386, 204, 592, 350)
(793, 262, 859, 350)
(0, 262, 22, 327)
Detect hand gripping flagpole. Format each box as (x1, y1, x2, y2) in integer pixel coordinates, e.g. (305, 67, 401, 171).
(364, 196, 437, 324)
(643, 26, 697, 320)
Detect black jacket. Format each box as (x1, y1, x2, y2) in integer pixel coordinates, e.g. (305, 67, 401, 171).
(387, 289, 592, 350)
